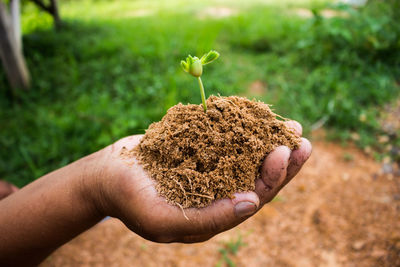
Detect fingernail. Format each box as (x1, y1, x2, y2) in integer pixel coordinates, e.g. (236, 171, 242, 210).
(234, 201, 257, 218)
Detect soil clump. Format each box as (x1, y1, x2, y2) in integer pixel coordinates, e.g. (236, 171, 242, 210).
(134, 96, 300, 208)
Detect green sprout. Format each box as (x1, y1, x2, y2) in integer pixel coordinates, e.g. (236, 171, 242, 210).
(180, 50, 220, 113)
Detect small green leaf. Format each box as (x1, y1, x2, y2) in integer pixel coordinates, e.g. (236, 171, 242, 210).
(180, 60, 188, 72)
(201, 50, 220, 65)
(187, 55, 194, 65)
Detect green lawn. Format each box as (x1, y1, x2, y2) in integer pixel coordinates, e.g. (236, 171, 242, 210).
(1, 0, 399, 186)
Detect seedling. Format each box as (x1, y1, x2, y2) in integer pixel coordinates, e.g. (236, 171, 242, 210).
(216, 234, 247, 267)
(180, 50, 220, 113)
(343, 152, 354, 162)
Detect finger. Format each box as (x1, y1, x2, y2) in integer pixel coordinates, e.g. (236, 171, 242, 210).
(282, 138, 312, 188)
(184, 191, 259, 233)
(254, 178, 274, 205)
(261, 146, 291, 190)
(256, 138, 312, 206)
(150, 191, 260, 241)
(285, 120, 302, 136)
(255, 146, 291, 205)
(180, 233, 214, 243)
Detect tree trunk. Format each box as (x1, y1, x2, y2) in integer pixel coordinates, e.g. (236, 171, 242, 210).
(49, 0, 61, 28)
(0, 2, 30, 90)
(31, 0, 61, 28)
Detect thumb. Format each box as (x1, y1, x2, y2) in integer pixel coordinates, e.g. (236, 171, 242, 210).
(163, 191, 259, 242)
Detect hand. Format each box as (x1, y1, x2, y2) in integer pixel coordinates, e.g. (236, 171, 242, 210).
(94, 121, 312, 243)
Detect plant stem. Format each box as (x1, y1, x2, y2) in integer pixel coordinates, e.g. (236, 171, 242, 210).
(197, 76, 207, 113)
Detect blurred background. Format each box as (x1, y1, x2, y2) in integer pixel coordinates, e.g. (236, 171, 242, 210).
(0, 0, 399, 266)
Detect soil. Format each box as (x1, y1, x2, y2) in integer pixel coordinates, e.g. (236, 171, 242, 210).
(134, 96, 300, 208)
(40, 135, 400, 267)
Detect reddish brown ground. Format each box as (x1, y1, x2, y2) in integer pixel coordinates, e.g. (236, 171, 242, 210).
(41, 136, 400, 267)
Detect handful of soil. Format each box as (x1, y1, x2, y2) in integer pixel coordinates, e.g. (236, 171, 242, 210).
(134, 96, 300, 208)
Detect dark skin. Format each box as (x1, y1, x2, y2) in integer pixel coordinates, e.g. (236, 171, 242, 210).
(0, 121, 311, 266)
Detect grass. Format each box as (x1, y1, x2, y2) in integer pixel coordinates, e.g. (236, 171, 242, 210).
(0, 0, 399, 186)
(216, 233, 247, 267)
(343, 152, 354, 162)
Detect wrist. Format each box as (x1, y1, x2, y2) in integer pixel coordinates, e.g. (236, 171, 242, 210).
(74, 148, 111, 220)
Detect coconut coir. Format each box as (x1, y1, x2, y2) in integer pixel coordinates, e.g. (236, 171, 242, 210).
(133, 96, 300, 208)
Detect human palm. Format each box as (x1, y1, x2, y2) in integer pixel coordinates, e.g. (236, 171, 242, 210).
(97, 121, 311, 243)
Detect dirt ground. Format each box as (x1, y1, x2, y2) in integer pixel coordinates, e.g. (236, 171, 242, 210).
(40, 134, 400, 267)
